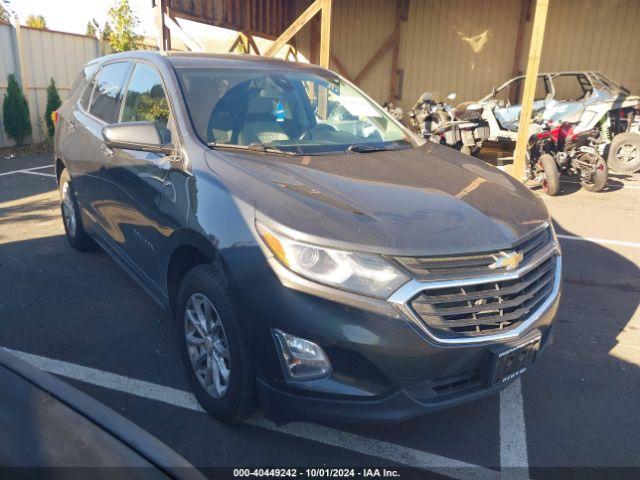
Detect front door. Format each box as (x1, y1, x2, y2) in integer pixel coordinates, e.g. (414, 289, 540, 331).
(100, 62, 177, 292)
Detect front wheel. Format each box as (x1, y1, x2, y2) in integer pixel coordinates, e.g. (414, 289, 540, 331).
(607, 132, 640, 173)
(176, 263, 257, 423)
(537, 154, 560, 196)
(580, 154, 608, 192)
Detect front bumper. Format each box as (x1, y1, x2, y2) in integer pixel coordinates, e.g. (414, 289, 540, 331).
(235, 247, 561, 425)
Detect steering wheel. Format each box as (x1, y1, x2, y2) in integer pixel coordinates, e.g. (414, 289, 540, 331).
(299, 124, 337, 141)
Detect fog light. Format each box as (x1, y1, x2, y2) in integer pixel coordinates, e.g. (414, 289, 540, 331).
(272, 329, 332, 380)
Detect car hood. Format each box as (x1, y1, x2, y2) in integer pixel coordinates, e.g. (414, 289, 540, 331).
(206, 143, 549, 256)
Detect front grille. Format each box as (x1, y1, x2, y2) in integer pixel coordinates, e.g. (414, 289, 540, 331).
(408, 255, 557, 339)
(394, 225, 552, 281)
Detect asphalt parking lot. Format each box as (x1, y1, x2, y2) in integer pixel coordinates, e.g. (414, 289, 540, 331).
(1, 153, 639, 479)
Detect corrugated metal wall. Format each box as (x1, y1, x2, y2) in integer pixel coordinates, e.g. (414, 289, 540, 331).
(529, 0, 640, 90)
(295, 0, 640, 111)
(0, 25, 101, 146)
(399, 0, 521, 108)
(330, 0, 397, 105)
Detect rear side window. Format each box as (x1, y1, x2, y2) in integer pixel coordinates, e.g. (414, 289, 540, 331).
(89, 62, 131, 123)
(121, 63, 171, 142)
(80, 77, 96, 110)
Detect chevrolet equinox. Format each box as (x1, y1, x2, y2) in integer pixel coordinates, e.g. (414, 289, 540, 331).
(54, 52, 561, 424)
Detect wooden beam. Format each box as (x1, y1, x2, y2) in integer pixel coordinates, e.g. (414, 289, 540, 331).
(388, 0, 403, 102)
(511, 0, 550, 181)
(165, 11, 203, 51)
(354, 27, 400, 85)
(330, 54, 351, 80)
(154, 0, 171, 51)
(309, 16, 319, 64)
(319, 0, 332, 68)
(264, 0, 323, 57)
(510, 0, 532, 103)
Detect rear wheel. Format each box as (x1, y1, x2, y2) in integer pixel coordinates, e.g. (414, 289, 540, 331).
(59, 169, 97, 251)
(607, 132, 640, 173)
(580, 154, 608, 192)
(538, 154, 560, 196)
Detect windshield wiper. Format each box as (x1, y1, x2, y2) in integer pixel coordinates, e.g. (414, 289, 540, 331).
(346, 143, 410, 153)
(207, 142, 297, 156)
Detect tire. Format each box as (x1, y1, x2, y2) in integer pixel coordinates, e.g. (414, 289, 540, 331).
(59, 169, 97, 251)
(538, 154, 560, 196)
(607, 132, 640, 173)
(176, 263, 257, 423)
(580, 154, 608, 192)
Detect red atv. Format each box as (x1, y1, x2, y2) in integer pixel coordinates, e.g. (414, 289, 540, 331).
(527, 121, 608, 196)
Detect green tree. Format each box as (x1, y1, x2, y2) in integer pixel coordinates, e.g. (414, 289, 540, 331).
(44, 78, 61, 137)
(25, 14, 47, 29)
(0, 1, 12, 22)
(86, 20, 97, 37)
(2, 74, 32, 145)
(107, 0, 141, 52)
(101, 21, 112, 41)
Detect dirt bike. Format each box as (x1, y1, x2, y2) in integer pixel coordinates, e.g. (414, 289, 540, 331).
(527, 121, 608, 196)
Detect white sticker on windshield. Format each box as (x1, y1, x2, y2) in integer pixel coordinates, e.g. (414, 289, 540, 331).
(340, 96, 382, 118)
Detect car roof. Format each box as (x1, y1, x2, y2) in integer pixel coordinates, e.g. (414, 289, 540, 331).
(89, 50, 331, 75)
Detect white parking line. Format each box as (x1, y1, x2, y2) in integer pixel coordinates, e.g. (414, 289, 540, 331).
(500, 380, 529, 478)
(558, 234, 640, 249)
(0, 165, 54, 177)
(20, 170, 56, 178)
(5, 347, 500, 479)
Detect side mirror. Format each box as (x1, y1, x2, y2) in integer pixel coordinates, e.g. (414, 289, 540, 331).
(102, 121, 175, 155)
(447, 92, 457, 101)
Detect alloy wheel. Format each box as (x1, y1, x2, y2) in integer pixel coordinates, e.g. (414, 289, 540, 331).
(184, 293, 231, 398)
(61, 181, 77, 237)
(616, 143, 638, 165)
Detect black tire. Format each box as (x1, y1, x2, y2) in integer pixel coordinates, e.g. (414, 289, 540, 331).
(607, 132, 640, 173)
(176, 263, 257, 423)
(580, 154, 608, 192)
(538, 154, 560, 196)
(59, 169, 98, 251)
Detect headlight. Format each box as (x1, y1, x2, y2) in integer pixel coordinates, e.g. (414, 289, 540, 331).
(256, 223, 408, 298)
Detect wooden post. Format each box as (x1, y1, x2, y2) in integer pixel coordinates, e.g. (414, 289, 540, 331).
(511, 0, 550, 181)
(319, 0, 332, 68)
(154, 0, 171, 50)
(388, 0, 403, 102)
(264, 0, 323, 57)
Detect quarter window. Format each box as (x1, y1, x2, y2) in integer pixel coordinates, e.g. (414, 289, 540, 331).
(89, 62, 131, 123)
(121, 63, 171, 143)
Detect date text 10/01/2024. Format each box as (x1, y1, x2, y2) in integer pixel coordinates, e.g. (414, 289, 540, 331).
(233, 469, 401, 478)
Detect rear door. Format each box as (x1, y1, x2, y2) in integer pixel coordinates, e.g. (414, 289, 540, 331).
(57, 63, 103, 224)
(99, 61, 177, 292)
(67, 61, 132, 232)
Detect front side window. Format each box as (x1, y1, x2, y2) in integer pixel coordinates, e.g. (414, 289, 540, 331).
(121, 63, 171, 143)
(176, 67, 416, 155)
(90, 61, 131, 123)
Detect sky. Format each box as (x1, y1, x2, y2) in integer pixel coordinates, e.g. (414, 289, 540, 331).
(10, 0, 157, 36)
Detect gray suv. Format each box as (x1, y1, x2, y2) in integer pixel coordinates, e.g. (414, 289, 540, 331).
(54, 52, 561, 424)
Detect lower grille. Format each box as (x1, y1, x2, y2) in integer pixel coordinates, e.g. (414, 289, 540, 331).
(408, 255, 557, 339)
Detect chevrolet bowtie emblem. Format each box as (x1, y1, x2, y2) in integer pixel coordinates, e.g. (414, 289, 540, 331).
(489, 251, 524, 271)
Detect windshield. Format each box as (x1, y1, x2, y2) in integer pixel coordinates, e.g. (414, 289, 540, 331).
(175, 67, 417, 155)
